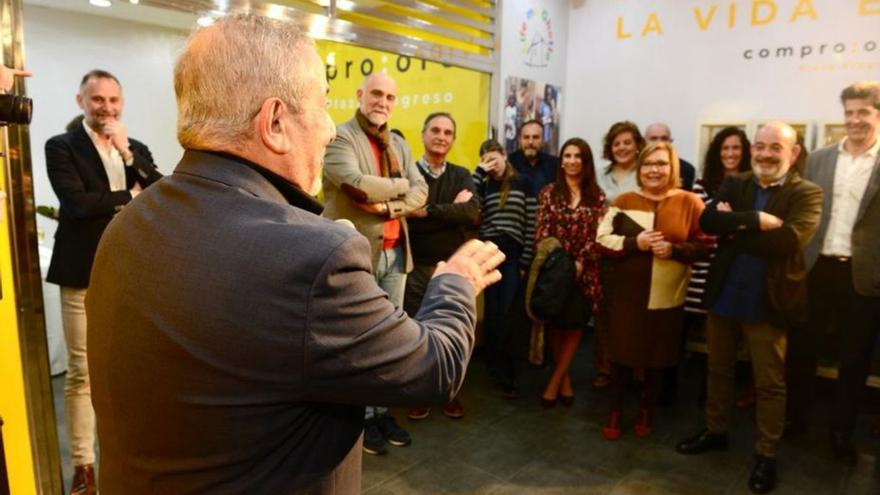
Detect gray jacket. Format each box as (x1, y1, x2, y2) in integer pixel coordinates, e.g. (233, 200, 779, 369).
(87, 150, 475, 494)
(804, 143, 880, 296)
(322, 117, 428, 272)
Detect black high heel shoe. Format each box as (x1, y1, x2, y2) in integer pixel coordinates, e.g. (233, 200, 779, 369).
(559, 394, 575, 407)
(540, 396, 558, 408)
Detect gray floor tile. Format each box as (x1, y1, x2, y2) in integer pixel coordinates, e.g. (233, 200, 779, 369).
(49, 339, 880, 495)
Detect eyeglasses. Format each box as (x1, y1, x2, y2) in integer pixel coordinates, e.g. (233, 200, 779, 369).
(642, 161, 671, 170)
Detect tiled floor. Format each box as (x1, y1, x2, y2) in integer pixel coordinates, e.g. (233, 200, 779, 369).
(53, 343, 879, 494)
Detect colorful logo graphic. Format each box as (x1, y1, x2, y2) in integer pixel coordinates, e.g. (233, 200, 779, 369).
(519, 5, 554, 67)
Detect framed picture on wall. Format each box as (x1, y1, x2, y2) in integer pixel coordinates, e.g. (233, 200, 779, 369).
(503, 76, 562, 156)
(819, 122, 846, 148)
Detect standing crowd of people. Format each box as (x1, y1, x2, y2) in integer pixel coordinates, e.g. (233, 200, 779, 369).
(39, 12, 878, 495)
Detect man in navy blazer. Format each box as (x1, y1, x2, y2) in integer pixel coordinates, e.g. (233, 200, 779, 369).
(86, 14, 503, 495)
(45, 69, 162, 495)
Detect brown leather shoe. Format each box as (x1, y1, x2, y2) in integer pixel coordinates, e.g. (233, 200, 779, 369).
(70, 464, 96, 495)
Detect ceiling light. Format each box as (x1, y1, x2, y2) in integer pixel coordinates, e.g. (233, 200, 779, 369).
(89, 0, 112, 7)
(129, 0, 139, 5)
(197, 15, 215, 27)
(265, 4, 287, 20)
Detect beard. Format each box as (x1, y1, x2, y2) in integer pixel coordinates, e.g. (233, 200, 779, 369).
(752, 157, 785, 182)
(522, 147, 539, 158)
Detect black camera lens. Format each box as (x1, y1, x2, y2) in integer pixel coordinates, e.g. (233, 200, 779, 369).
(0, 93, 33, 125)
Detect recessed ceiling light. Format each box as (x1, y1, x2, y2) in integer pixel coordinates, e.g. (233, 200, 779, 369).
(197, 16, 215, 27)
(89, 0, 112, 7)
(130, 0, 140, 5)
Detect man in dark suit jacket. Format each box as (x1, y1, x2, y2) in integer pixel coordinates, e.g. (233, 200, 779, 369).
(86, 14, 503, 495)
(45, 69, 162, 495)
(676, 122, 822, 494)
(788, 81, 880, 466)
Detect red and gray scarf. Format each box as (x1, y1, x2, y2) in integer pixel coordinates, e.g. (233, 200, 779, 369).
(355, 110, 402, 178)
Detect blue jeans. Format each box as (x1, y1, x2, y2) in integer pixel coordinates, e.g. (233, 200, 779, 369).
(375, 244, 406, 308)
(482, 236, 523, 372)
(367, 244, 407, 420)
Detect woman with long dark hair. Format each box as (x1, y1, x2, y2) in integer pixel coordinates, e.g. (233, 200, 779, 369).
(698, 127, 752, 199)
(534, 138, 606, 406)
(685, 127, 751, 316)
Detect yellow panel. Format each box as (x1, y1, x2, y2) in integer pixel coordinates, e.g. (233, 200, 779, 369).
(318, 39, 490, 169)
(336, 12, 490, 55)
(0, 160, 37, 494)
(382, 1, 490, 26)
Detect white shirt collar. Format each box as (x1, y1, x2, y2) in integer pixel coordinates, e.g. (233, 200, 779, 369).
(418, 157, 447, 178)
(838, 133, 880, 159)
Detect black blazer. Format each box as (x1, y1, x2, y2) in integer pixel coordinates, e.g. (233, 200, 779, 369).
(46, 124, 163, 288)
(700, 172, 822, 326)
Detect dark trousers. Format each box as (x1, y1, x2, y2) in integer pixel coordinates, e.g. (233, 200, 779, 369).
(482, 236, 522, 373)
(403, 263, 436, 317)
(788, 256, 880, 438)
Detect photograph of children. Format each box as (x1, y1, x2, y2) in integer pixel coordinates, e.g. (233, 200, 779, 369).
(503, 77, 562, 156)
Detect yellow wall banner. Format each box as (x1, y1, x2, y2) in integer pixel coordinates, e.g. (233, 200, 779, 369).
(317, 39, 491, 170)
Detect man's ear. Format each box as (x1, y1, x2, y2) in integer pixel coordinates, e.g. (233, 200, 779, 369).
(75, 93, 84, 110)
(257, 97, 292, 155)
(790, 143, 802, 164)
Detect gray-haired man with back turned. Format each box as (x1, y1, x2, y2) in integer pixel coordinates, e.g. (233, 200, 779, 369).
(86, 13, 502, 495)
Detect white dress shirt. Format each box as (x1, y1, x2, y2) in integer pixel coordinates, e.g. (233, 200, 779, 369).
(82, 120, 128, 192)
(821, 134, 880, 257)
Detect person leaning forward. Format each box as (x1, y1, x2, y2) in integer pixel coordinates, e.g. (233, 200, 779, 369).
(85, 14, 503, 495)
(676, 122, 822, 495)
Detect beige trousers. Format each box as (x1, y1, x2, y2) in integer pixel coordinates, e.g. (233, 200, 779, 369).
(61, 287, 96, 466)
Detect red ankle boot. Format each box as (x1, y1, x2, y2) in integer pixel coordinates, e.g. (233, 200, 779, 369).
(602, 410, 622, 440)
(634, 407, 653, 438)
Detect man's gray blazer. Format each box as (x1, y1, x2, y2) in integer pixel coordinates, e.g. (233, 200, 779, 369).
(86, 150, 476, 494)
(322, 117, 427, 272)
(804, 142, 880, 296)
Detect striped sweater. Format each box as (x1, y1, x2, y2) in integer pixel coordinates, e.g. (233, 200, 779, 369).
(684, 180, 718, 314)
(472, 167, 536, 268)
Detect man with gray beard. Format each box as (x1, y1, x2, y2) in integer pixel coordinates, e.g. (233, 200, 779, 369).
(676, 122, 822, 494)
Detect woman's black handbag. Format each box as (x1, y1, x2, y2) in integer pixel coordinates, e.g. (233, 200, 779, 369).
(529, 246, 590, 328)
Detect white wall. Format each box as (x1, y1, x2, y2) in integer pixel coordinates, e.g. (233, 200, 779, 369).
(23, 5, 186, 245)
(564, 0, 880, 169)
(496, 0, 570, 137)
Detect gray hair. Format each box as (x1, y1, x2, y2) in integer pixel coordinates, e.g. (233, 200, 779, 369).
(174, 13, 314, 149)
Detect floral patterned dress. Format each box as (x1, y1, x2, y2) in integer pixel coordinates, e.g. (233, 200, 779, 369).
(534, 184, 606, 314)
